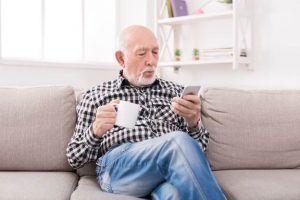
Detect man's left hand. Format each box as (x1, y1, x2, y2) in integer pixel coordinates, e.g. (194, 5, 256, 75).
(171, 95, 201, 128)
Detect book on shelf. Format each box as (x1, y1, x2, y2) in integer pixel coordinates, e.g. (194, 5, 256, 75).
(199, 55, 232, 60)
(170, 0, 188, 17)
(166, 0, 173, 17)
(199, 47, 232, 52)
(199, 47, 233, 59)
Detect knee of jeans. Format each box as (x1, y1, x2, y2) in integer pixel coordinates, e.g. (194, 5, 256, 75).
(166, 131, 205, 158)
(152, 182, 180, 200)
(168, 131, 195, 146)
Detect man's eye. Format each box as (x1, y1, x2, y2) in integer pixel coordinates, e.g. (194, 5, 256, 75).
(138, 53, 146, 56)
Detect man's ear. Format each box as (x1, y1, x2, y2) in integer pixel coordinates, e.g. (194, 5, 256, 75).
(115, 51, 125, 67)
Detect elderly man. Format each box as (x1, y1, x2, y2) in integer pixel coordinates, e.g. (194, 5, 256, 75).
(67, 25, 226, 200)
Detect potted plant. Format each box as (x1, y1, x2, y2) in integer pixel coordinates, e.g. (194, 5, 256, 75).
(174, 48, 181, 61)
(218, 0, 232, 3)
(217, 0, 232, 10)
(193, 48, 199, 60)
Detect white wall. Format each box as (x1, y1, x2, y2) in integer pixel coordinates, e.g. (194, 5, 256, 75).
(1, 0, 300, 90)
(0, 0, 152, 90)
(0, 0, 141, 90)
(118, 0, 147, 30)
(160, 0, 300, 89)
(0, 64, 120, 90)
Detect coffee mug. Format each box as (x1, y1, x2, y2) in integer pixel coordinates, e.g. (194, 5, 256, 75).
(115, 100, 140, 129)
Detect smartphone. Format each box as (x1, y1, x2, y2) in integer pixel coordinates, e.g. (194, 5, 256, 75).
(181, 86, 201, 97)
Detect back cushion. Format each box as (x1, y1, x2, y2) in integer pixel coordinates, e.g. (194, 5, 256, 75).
(202, 88, 300, 170)
(0, 86, 76, 171)
(75, 90, 97, 176)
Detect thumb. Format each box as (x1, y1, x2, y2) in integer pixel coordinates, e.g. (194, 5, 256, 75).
(110, 98, 120, 105)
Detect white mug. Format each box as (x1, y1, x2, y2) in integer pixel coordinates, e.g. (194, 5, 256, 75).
(115, 100, 140, 129)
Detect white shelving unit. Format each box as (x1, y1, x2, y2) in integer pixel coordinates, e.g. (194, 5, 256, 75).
(154, 0, 253, 70)
(158, 11, 232, 25)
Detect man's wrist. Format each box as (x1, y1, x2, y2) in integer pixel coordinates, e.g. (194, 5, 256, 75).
(85, 125, 102, 147)
(187, 117, 201, 128)
(187, 120, 200, 132)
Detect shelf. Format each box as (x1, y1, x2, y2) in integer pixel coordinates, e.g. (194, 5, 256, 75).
(155, 0, 252, 70)
(158, 11, 233, 26)
(158, 58, 233, 67)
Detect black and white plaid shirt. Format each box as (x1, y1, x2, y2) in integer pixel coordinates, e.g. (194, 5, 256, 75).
(67, 71, 209, 169)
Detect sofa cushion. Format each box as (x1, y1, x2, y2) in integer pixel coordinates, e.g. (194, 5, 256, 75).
(76, 162, 96, 177)
(0, 172, 78, 200)
(202, 88, 300, 170)
(71, 176, 145, 200)
(0, 86, 76, 171)
(214, 169, 300, 200)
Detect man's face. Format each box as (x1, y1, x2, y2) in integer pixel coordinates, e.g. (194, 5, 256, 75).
(122, 33, 159, 87)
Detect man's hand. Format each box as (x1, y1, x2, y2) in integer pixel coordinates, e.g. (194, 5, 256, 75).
(171, 95, 201, 128)
(92, 99, 120, 137)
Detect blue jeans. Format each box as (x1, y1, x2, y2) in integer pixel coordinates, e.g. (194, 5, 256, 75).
(96, 131, 226, 200)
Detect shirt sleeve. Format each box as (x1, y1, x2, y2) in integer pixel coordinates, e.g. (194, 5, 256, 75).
(66, 92, 102, 169)
(186, 122, 209, 151)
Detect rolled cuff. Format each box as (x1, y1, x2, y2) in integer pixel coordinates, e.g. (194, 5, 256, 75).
(85, 125, 102, 147)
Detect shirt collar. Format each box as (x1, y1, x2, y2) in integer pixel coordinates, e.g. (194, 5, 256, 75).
(116, 70, 161, 89)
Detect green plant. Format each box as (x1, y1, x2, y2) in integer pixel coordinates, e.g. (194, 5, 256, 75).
(193, 48, 199, 60)
(218, 0, 232, 3)
(175, 48, 181, 56)
(193, 48, 199, 56)
(174, 48, 181, 61)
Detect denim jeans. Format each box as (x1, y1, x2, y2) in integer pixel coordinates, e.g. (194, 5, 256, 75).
(96, 131, 226, 200)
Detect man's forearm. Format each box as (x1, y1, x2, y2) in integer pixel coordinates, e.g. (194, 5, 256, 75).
(66, 126, 102, 169)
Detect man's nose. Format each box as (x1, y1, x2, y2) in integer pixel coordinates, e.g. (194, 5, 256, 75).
(145, 53, 156, 66)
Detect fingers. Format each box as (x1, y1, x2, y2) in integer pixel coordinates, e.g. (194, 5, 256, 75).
(92, 99, 119, 137)
(96, 106, 116, 117)
(181, 95, 200, 105)
(96, 110, 116, 118)
(171, 95, 201, 126)
(95, 99, 120, 120)
(171, 101, 192, 115)
(172, 95, 201, 113)
(96, 98, 120, 113)
(110, 98, 120, 105)
(171, 102, 199, 118)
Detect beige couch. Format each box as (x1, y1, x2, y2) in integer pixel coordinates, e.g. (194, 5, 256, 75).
(202, 88, 300, 200)
(0, 86, 299, 200)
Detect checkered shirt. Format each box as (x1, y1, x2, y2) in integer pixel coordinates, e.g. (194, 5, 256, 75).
(66, 71, 209, 169)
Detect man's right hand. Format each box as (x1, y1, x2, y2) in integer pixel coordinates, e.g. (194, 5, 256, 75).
(92, 99, 120, 137)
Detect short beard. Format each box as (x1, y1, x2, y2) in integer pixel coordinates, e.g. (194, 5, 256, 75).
(123, 67, 157, 87)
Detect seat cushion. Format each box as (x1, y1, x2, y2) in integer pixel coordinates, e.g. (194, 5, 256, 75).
(71, 176, 145, 200)
(214, 169, 300, 200)
(0, 86, 76, 171)
(202, 88, 300, 170)
(76, 162, 96, 177)
(0, 172, 78, 200)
